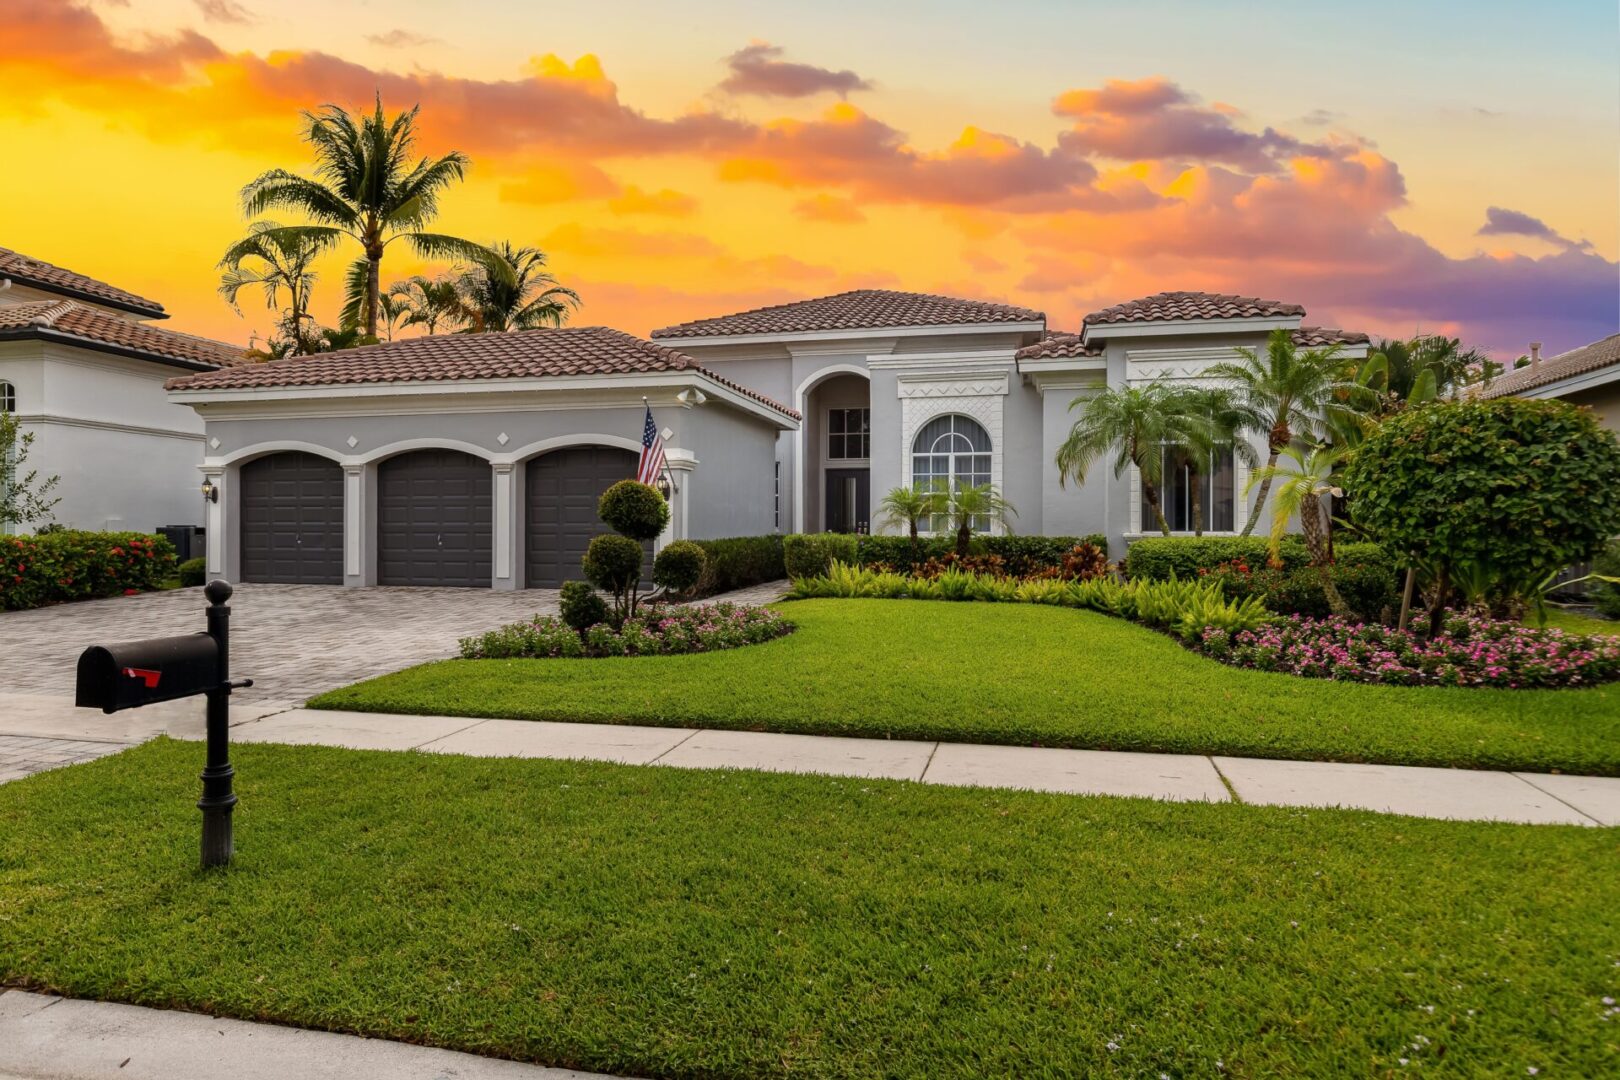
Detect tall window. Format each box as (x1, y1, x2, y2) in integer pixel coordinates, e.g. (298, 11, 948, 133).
(912, 415, 992, 529)
(0, 381, 13, 414)
(827, 408, 870, 460)
(1141, 445, 1236, 533)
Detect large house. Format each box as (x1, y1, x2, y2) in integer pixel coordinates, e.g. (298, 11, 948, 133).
(1480, 333, 1620, 431)
(0, 247, 243, 536)
(167, 288, 1368, 589)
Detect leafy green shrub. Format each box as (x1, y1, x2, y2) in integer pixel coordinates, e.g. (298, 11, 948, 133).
(178, 556, 207, 587)
(978, 534, 1109, 573)
(853, 534, 952, 569)
(1595, 540, 1620, 620)
(1126, 536, 1298, 580)
(558, 580, 607, 631)
(783, 533, 859, 579)
(653, 540, 707, 594)
(597, 480, 669, 542)
(0, 530, 177, 611)
(1200, 551, 1399, 622)
(582, 534, 646, 614)
(1341, 397, 1620, 616)
(690, 535, 785, 596)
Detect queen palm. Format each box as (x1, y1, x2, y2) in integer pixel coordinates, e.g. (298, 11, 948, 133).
(878, 482, 945, 543)
(945, 482, 1016, 558)
(387, 274, 464, 335)
(1207, 329, 1363, 536)
(1246, 444, 1350, 616)
(237, 97, 497, 339)
(217, 221, 328, 355)
(1055, 379, 1195, 537)
(453, 242, 580, 332)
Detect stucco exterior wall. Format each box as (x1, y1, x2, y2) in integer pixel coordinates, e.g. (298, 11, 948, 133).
(1562, 382, 1620, 431)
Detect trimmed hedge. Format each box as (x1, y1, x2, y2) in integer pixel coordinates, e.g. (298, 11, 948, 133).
(785, 533, 1112, 579)
(691, 535, 786, 596)
(178, 556, 207, 587)
(1125, 536, 1385, 579)
(1124, 536, 1400, 622)
(0, 530, 177, 611)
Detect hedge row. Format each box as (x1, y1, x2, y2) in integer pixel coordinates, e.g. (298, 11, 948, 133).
(784, 533, 1109, 580)
(690, 535, 787, 596)
(1124, 536, 1385, 580)
(1124, 536, 1401, 623)
(0, 530, 177, 611)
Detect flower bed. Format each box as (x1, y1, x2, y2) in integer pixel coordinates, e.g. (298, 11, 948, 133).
(459, 602, 795, 659)
(0, 530, 177, 611)
(1199, 612, 1620, 689)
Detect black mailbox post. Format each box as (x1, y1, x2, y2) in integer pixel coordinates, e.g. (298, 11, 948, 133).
(75, 580, 252, 868)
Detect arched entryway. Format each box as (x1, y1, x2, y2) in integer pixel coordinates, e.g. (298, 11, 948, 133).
(378, 449, 493, 587)
(801, 369, 872, 533)
(238, 451, 345, 584)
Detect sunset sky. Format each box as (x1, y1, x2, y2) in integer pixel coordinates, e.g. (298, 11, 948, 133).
(3, 0, 1616, 356)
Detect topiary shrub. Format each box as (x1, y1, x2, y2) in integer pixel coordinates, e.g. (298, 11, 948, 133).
(597, 480, 669, 542)
(783, 533, 859, 579)
(558, 580, 607, 631)
(1341, 398, 1620, 629)
(653, 539, 707, 594)
(690, 535, 786, 596)
(178, 556, 207, 587)
(583, 534, 646, 621)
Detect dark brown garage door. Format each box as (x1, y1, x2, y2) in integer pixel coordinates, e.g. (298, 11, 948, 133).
(525, 446, 649, 587)
(239, 451, 344, 584)
(379, 450, 492, 588)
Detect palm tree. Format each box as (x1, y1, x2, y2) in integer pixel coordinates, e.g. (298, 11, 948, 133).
(945, 482, 1016, 558)
(217, 220, 329, 356)
(238, 97, 497, 339)
(1207, 329, 1362, 536)
(1246, 445, 1350, 616)
(387, 274, 465, 334)
(1055, 380, 1195, 537)
(1172, 386, 1259, 537)
(453, 242, 579, 332)
(878, 483, 945, 542)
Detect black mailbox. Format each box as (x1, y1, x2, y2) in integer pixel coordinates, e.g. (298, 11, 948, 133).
(76, 632, 220, 713)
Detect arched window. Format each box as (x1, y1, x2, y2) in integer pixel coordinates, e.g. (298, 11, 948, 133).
(912, 415, 992, 529)
(0, 381, 14, 414)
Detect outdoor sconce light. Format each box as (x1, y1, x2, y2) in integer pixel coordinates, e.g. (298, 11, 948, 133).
(200, 478, 218, 503)
(655, 474, 674, 500)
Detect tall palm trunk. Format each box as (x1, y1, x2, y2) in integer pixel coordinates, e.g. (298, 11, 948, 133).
(1300, 496, 1350, 616)
(1240, 447, 1280, 537)
(1190, 471, 1204, 537)
(364, 250, 382, 339)
(1142, 480, 1171, 537)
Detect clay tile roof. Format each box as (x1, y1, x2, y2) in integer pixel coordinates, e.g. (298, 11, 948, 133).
(0, 299, 245, 369)
(650, 289, 1045, 339)
(1290, 326, 1370, 348)
(1084, 290, 1306, 327)
(0, 246, 166, 318)
(1480, 332, 1620, 399)
(1014, 333, 1101, 361)
(164, 325, 800, 419)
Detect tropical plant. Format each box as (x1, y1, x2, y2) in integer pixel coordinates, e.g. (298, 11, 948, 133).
(1341, 398, 1620, 635)
(1055, 379, 1197, 536)
(877, 483, 945, 542)
(0, 411, 61, 528)
(387, 274, 464, 334)
(1170, 386, 1259, 536)
(1245, 445, 1350, 616)
(238, 96, 497, 339)
(217, 220, 328, 356)
(944, 482, 1016, 558)
(452, 242, 579, 332)
(1206, 329, 1364, 536)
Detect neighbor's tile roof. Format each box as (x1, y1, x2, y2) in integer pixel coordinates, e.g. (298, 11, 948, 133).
(650, 289, 1045, 339)
(0, 300, 245, 369)
(1480, 332, 1620, 399)
(165, 325, 800, 418)
(1084, 291, 1306, 326)
(1014, 333, 1101, 360)
(0, 246, 166, 318)
(1291, 326, 1370, 347)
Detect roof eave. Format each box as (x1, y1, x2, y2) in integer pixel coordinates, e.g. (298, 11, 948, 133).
(650, 320, 1047, 348)
(0, 326, 223, 371)
(0, 273, 167, 319)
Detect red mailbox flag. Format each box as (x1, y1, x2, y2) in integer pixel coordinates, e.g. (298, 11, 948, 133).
(122, 667, 161, 689)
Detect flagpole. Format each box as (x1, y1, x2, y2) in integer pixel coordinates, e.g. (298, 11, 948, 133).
(641, 396, 677, 495)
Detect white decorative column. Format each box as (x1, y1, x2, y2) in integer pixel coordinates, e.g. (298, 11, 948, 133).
(491, 462, 519, 590)
(665, 449, 698, 545)
(200, 464, 226, 578)
(342, 464, 365, 587)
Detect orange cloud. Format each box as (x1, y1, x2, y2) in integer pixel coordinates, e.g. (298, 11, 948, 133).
(608, 186, 699, 217)
(499, 161, 621, 205)
(793, 194, 865, 223)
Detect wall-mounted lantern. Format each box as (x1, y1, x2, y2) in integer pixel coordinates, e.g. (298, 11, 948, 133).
(200, 478, 218, 503)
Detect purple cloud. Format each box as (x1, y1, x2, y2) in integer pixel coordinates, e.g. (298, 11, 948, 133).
(720, 42, 872, 99)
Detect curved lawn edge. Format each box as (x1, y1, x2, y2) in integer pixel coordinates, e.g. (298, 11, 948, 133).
(308, 599, 1620, 776)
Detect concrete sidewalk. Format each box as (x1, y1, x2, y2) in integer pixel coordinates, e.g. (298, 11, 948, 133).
(0, 990, 622, 1080)
(4, 694, 1617, 825)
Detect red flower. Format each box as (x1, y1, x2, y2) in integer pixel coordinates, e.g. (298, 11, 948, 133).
(123, 588, 139, 596)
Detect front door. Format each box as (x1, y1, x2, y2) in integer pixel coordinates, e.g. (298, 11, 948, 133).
(824, 468, 870, 534)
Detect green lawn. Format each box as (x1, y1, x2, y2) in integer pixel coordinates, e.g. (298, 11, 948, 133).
(1544, 607, 1620, 637)
(312, 599, 1620, 776)
(2, 740, 1615, 1078)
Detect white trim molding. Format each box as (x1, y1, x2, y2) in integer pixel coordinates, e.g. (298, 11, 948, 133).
(1083, 316, 1298, 344)
(658, 321, 1045, 349)
(898, 372, 1008, 535)
(498, 432, 642, 465)
(211, 440, 349, 467)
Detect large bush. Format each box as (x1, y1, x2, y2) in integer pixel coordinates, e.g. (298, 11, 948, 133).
(0, 530, 177, 611)
(1341, 398, 1620, 611)
(691, 535, 785, 596)
(1200, 556, 1399, 622)
(597, 480, 669, 542)
(784, 533, 859, 579)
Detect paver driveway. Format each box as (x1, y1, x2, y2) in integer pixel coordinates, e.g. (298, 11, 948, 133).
(0, 584, 560, 704)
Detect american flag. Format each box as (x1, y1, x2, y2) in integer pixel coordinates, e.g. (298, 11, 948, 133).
(636, 403, 667, 487)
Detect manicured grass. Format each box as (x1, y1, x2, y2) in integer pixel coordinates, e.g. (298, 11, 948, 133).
(312, 599, 1620, 776)
(3, 740, 1615, 1078)
(1544, 607, 1620, 637)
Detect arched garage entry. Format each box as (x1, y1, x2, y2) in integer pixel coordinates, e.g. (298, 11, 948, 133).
(379, 449, 493, 587)
(238, 451, 344, 584)
(524, 445, 649, 587)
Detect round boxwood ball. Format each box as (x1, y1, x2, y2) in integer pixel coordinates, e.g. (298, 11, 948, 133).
(653, 540, 707, 594)
(598, 480, 669, 542)
(582, 533, 645, 593)
(558, 579, 608, 630)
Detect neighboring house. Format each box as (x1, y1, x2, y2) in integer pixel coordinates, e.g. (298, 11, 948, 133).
(167, 287, 1367, 589)
(1479, 333, 1620, 430)
(0, 247, 244, 535)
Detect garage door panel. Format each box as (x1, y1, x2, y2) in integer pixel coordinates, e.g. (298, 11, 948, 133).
(525, 446, 650, 588)
(239, 452, 344, 585)
(378, 450, 493, 588)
